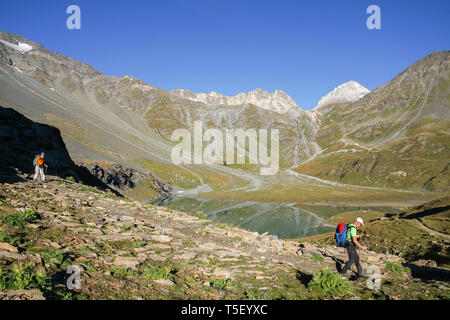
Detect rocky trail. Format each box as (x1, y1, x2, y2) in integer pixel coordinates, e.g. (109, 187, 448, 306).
(0, 176, 449, 300)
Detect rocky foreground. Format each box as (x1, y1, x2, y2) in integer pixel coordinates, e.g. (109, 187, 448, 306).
(0, 176, 449, 300)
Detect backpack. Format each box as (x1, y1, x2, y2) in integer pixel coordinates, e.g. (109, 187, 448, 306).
(335, 222, 348, 247)
(33, 155, 44, 166)
(33, 155, 40, 166)
(335, 223, 357, 247)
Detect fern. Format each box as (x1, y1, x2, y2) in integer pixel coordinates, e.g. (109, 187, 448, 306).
(0, 209, 41, 229)
(309, 267, 352, 294)
(0, 263, 47, 290)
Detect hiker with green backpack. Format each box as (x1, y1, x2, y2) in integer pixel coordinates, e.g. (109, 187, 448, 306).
(33, 152, 48, 182)
(335, 217, 367, 279)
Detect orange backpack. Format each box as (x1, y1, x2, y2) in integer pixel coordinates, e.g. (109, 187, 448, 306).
(34, 156, 44, 166)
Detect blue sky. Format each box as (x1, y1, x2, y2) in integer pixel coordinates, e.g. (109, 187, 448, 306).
(1, 0, 449, 109)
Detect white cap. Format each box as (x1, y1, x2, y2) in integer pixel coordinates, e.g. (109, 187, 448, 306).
(356, 217, 364, 226)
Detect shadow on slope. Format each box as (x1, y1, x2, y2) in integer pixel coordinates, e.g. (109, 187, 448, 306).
(0, 106, 122, 196)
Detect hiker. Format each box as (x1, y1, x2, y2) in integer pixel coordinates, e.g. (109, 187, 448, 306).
(33, 152, 48, 182)
(339, 217, 367, 278)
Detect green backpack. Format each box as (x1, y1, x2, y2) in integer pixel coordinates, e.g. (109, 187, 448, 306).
(33, 155, 40, 166)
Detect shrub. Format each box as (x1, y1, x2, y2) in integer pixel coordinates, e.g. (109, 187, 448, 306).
(22, 209, 41, 222)
(0, 209, 41, 228)
(383, 260, 407, 274)
(109, 268, 137, 278)
(140, 263, 176, 281)
(133, 241, 144, 248)
(0, 263, 47, 290)
(28, 249, 70, 266)
(210, 278, 237, 290)
(309, 267, 352, 294)
(0, 228, 21, 245)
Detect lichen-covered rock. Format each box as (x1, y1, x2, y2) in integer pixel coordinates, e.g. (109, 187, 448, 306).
(0, 289, 45, 300)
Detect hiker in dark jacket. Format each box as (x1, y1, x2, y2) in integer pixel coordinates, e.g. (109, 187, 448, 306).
(340, 217, 367, 278)
(33, 152, 48, 182)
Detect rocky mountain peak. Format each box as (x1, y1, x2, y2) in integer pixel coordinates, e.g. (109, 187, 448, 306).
(171, 87, 299, 113)
(314, 81, 369, 111)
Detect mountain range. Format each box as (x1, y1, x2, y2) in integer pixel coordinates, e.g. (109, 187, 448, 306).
(0, 30, 448, 201)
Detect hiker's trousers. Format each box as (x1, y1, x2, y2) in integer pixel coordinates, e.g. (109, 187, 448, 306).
(341, 241, 363, 275)
(33, 165, 45, 182)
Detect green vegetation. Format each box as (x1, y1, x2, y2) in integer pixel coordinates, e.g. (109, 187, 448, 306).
(65, 176, 75, 182)
(383, 261, 408, 274)
(322, 210, 387, 226)
(79, 185, 100, 194)
(400, 196, 450, 235)
(298, 196, 450, 268)
(140, 263, 177, 281)
(109, 268, 137, 278)
(0, 209, 41, 228)
(311, 252, 324, 262)
(202, 179, 437, 206)
(133, 240, 145, 248)
(295, 111, 449, 192)
(26, 248, 71, 267)
(0, 263, 47, 290)
(0, 228, 21, 245)
(308, 268, 352, 295)
(141, 159, 200, 189)
(210, 278, 238, 290)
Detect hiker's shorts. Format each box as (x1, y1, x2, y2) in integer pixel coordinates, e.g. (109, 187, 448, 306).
(33, 165, 45, 182)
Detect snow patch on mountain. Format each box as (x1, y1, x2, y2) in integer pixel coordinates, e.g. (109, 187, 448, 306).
(171, 88, 299, 113)
(0, 39, 33, 54)
(313, 81, 369, 112)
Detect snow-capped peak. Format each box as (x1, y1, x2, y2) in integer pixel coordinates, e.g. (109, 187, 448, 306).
(171, 88, 299, 113)
(314, 81, 369, 111)
(0, 39, 33, 54)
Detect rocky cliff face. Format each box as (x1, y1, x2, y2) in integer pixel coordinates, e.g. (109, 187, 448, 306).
(82, 163, 172, 202)
(0, 106, 79, 183)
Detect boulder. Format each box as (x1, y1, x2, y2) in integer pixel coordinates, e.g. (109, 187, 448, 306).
(213, 267, 236, 280)
(112, 256, 141, 269)
(411, 259, 438, 268)
(154, 279, 176, 286)
(0, 242, 18, 253)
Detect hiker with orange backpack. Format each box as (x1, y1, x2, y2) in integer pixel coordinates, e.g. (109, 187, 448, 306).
(335, 217, 367, 279)
(33, 152, 48, 182)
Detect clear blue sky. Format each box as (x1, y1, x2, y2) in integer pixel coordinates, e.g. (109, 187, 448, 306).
(1, 0, 449, 109)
